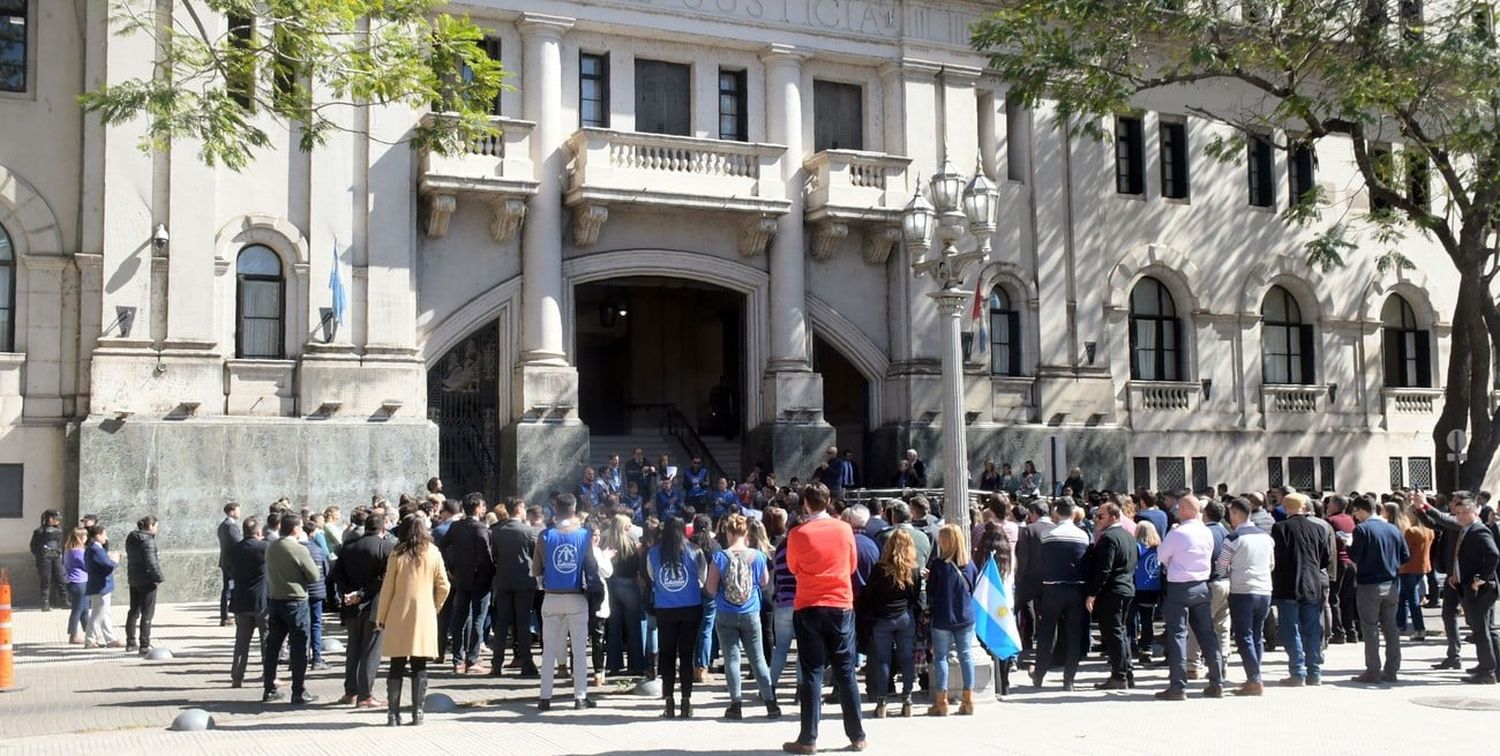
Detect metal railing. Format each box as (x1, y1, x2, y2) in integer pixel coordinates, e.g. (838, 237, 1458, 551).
(621, 402, 729, 483)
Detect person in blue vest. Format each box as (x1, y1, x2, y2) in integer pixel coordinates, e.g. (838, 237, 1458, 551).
(623, 481, 646, 524)
(599, 454, 623, 497)
(531, 494, 600, 711)
(683, 457, 712, 513)
(712, 477, 740, 522)
(656, 474, 685, 522)
(578, 467, 606, 513)
(645, 516, 708, 719)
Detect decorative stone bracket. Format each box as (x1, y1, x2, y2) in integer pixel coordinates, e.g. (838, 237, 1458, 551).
(861, 226, 902, 264)
(489, 199, 527, 244)
(740, 217, 778, 258)
(810, 221, 848, 261)
(425, 194, 458, 238)
(571, 204, 609, 247)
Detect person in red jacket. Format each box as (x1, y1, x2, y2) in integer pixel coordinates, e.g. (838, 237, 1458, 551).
(782, 483, 866, 755)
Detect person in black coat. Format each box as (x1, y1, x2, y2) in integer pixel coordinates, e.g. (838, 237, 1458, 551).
(217, 503, 243, 626)
(29, 509, 65, 610)
(330, 504, 394, 705)
(228, 516, 271, 687)
(1084, 503, 1137, 689)
(124, 516, 165, 654)
(443, 493, 496, 672)
(303, 522, 331, 671)
(1451, 496, 1500, 684)
(1415, 495, 1469, 670)
(490, 499, 540, 677)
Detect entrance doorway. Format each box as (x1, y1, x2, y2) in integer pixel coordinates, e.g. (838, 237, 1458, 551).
(813, 335, 870, 482)
(426, 321, 502, 503)
(575, 277, 745, 441)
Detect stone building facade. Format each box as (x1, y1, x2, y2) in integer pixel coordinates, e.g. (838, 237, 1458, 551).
(0, 0, 1458, 600)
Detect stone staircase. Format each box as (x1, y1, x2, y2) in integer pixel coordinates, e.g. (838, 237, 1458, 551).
(587, 431, 743, 481)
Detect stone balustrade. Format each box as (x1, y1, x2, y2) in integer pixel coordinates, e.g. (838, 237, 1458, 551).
(418, 114, 539, 241)
(1263, 384, 1326, 414)
(803, 149, 911, 263)
(1128, 380, 1200, 411)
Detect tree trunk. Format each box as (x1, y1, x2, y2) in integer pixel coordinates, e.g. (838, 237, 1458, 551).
(1434, 272, 1499, 494)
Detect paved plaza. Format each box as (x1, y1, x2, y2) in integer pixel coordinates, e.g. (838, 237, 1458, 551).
(1, 601, 1497, 755)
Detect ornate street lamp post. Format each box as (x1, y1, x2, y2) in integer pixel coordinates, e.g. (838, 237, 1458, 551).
(902, 159, 995, 547)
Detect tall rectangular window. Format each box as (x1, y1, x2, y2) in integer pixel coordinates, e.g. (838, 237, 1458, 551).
(1157, 457, 1186, 493)
(0, 463, 19, 518)
(478, 36, 502, 115)
(718, 68, 747, 142)
(227, 13, 256, 110)
(1389, 457, 1405, 489)
(635, 59, 690, 136)
(1115, 115, 1144, 195)
(1248, 134, 1275, 208)
(1288, 456, 1316, 492)
(1267, 457, 1285, 488)
(0, 0, 28, 93)
(1407, 150, 1430, 212)
(1370, 144, 1394, 214)
(813, 80, 863, 152)
(1289, 141, 1317, 205)
(1191, 457, 1209, 494)
(1319, 456, 1336, 493)
(579, 52, 609, 128)
(1005, 92, 1029, 182)
(1159, 119, 1189, 200)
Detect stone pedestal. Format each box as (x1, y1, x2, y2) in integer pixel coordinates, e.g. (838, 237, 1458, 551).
(1033, 367, 1116, 425)
(502, 420, 590, 507)
(748, 421, 835, 484)
(73, 416, 437, 601)
(89, 342, 222, 416)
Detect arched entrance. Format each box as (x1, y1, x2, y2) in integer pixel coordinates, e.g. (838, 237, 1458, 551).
(426, 320, 502, 503)
(813, 335, 870, 482)
(575, 277, 746, 470)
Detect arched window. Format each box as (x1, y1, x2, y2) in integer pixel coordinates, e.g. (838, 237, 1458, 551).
(0, 222, 14, 352)
(988, 286, 1022, 376)
(1262, 285, 1315, 384)
(1129, 277, 1183, 381)
(1382, 295, 1431, 388)
(236, 245, 284, 359)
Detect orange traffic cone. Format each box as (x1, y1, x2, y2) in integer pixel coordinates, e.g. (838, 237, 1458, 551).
(0, 567, 13, 690)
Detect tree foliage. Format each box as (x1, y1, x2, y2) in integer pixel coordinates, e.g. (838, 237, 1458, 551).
(971, 0, 1500, 490)
(79, 0, 506, 170)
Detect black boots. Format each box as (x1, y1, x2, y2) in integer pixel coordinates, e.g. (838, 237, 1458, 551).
(386, 676, 403, 727)
(662, 695, 676, 719)
(410, 669, 428, 726)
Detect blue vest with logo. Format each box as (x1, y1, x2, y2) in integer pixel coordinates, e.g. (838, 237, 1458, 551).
(650, 544, 702, 609)
(541, 526, 591, 592)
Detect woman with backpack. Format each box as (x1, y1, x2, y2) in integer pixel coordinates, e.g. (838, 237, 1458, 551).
(927, 523, 979, 716)
(1130, 520, 1164, 665)
(645, 516, 707, 718)
(705, 513, 781, 720)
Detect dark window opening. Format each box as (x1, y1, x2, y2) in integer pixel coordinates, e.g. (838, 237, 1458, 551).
(1129, 277, 1183, 381)
(0, 0, 29, 93)
(1262, 285, 1315, 385)
(1382, 295, 1431, 388)
(1159, 120, 1189, 200)
(718, 68, 747, 142)
(1248, 134, 1275, 208)
(580, 52, 609, 128)
(1289, 141, 1317, 205)
(635, 59, 690, 136)
(1115, 115, 1144, 195)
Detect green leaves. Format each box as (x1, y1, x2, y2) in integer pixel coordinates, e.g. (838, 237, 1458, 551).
(82, 0, 508, 170)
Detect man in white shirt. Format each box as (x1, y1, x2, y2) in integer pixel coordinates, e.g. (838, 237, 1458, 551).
(1217, 498, 1275, 696)
(1155, 494, 1224, 700)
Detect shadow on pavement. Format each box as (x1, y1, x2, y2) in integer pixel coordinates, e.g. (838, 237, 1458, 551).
(213, 720, 368, 732)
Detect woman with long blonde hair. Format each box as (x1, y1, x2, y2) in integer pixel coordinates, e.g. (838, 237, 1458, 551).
(857, 527, 922, 717)
(1130, 520, 1163, 664)
(602, 514, 648, 676)
(927, 523, 979, 716)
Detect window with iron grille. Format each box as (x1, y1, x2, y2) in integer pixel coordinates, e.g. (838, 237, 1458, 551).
(1408, 457, 1433, 490)
(1191, 457, 1209, 493)
(1159, 119, 1189, 200)
(0, 0, 27, 93)
(1157, 457, 1186, 492)
(813, 80, 863, 151)
(1115, 115, 1144, 195)
(1267, 457, 1284, 488)
(1320, 457, 1336, 494)
(1133, 457, 1152, 491)
(1288, 457, 1316, 492)
(1389, 457, 1405, 490)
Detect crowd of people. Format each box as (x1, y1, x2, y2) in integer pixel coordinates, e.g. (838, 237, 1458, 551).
(28, 450, 1500, 753)
(29, 509, 164, 653)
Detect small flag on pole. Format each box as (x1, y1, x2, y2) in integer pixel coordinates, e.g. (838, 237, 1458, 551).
(970, 275, 988, 354)
(972, 557, 1022, 660)
(329, 246, 347, 326)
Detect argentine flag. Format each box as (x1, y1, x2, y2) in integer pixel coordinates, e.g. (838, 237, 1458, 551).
(972, 558, 1022, 660)
(329, 246, 347, 325)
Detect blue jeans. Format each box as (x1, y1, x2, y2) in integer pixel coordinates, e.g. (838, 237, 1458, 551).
(696, 597, 718, 670)
(307, 598, 324, 664)
(868, 611, 915, 700)
(1228, 593, 1271, 682)
(1163, 581, 1223, 689)
(450, 586, 490, 666)
(793, 607, 864, 747)
(1397, 573, 1426, 632)
(607, 577, 646, 673)
(264, 598, 310, 697)
(932, 623, 977, 692)
(771, 604, 795, 691)
(1275, 598, 1324, 680)
(66, 581, 90, 637)
(716, 609, 774, 703)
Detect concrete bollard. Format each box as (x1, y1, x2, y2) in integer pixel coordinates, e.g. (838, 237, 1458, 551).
(632, 678, 662, 697)
(321, 638, 345, 654)
(169, 709, 215, 731)
(145, 648, 175, 661)
(424, 692, 457, 713)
